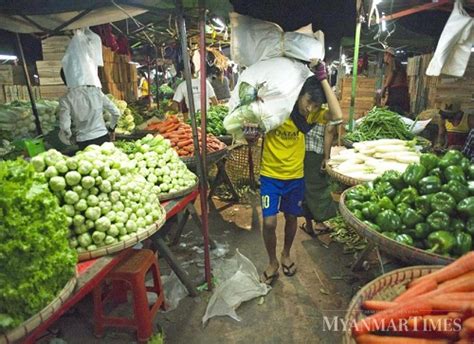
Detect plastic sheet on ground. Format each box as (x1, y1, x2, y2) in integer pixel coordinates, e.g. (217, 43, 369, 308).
(148, 272, 188, 312)
(202, 249, 270, 325)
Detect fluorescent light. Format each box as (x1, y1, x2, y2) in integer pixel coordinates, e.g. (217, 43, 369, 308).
(329, 46, 333, 51)
(341, 54, 346, 63)
(381, 18, 387, 31)
(374, 0, 382, 4)
(471, 47, 474, 52)
(401, 61, 408, 65)
(0, 54, 17, 60)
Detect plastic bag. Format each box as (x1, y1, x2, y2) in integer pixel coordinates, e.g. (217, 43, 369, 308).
(160, 272, 188, 312)
(62, 28, 103, 88)
(224, 57, 313, 137)
(426, 0, 473, 77)
(230, 12, 325, 67)
(202, 250, 270, 325)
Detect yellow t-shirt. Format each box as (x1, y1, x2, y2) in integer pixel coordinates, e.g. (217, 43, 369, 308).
(261, 118, 305, 180)
(445, 112, 471, 134)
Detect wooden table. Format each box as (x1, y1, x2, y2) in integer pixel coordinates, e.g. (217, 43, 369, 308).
(23, 190, 200, 343)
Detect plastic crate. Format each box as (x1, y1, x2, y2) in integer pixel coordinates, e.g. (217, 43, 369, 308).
(14, 138, 46, 157)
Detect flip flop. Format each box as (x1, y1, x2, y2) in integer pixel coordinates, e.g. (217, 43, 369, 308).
(261, 270, 279, 286)
(299, 223, 316, 237)
(313, 223, 330, 235)
(281, 262, 297, 277)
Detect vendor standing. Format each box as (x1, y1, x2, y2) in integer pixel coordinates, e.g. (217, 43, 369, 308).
(58, 69, 121, 150)
(138, 70, 149, 100)
(437, 101, 474, 150)
(210, 69, 231, 102)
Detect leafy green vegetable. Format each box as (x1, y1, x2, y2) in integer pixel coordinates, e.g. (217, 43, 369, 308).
(0, 159, 77, 332)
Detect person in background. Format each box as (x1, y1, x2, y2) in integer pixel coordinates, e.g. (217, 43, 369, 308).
(463, 129, 474, 162)
(210, 68, 231, 102)
(171, 61, 218, 113)
(301, 63, 343, 236)
(437, 101, 474, 150)
(58, 69, 121, 150)
(379, 48, 410, 116)
(138, 70, 149, 99)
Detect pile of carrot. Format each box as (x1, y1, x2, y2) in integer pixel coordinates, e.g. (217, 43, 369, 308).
(146, 115, 225, 157)
(353, 252, 474, 344)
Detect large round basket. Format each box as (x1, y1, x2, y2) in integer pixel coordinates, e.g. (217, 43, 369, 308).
(326, 164, 366, 186)
(158, 178, 199, 202)
(339, 188, 455, 265)
(181, 147, 228, 170)
(1, 276, 77, 344)
(343, 265, 442, 344)
(77, 206, 166, 262)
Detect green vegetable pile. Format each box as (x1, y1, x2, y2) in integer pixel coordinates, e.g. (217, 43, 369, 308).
(345, 107, 415, 142)
(31, 143, 165, 253)
(115, 134, 197, 194)
(0, 99, 58, 140)
(158, 84, 175, 99)
(344, 150, 474, 257)
(0, 159, 77, 332)
(192, 105, 228, 136)
(104, 95, 137, 135)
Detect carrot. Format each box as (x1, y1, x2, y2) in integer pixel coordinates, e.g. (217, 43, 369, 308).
(455, 340, 474, 344)
(463, 317, 474, 333)
(419, 275, 474, 300)
(352, 300, 432, 336)
(433, 292, 474, 301)
(355, 334, 449, 344)
(409, 252, 474, 288)
(178, 139, 193, 148)
(162, 123, 180, 134)
(395, 279, 439, 302)
(362, 300, 397, 312)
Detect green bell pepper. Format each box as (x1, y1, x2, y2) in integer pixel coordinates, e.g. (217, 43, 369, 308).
(396, 203, 410, 217)
(378, 196, 395, 210)
(442, 180, 469, 202)
(420, 153, 440, 171)
(363, 221, 381, 232)
(395, 234, 414, 246)
(401, 208, 424, 227)
(346, 185, 371, 202)
(438, 150, 463, 169)
(382, 231, 398, 240)
(418, 176, 442, 195)
(431, 192, 456, 214)
(457, 197, 474, 217)
(427, 211, 451, 231)
(362, 203, 381, 220)
(427, 230, 456, 254)
(410, 223, 431, 240)
(453, 231, 472, 256)
(394, 187, 419, 206)
(402, 163, 427, 186)
(429, 167, 445, 183)
(380, 170, 405, 190)
(352, 209, 365, 221)
(468, 181, 474, 196)
(375, 181, 397, 199)
(451, 218, 466, 232)
(376, 209, 402, 232)
(415, 195, 432, 216)
(346, 199, 363, 211)
(467, 217, 474, 235)
(460, 158, 471, 174)
(445, 165, 466, 184)
(468, 164, 474, 180)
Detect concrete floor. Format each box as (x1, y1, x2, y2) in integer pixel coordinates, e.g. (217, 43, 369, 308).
(41, 197, 382, 344)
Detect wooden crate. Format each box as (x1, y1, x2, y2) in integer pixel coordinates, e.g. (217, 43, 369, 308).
(42, 36, 70, 61)
(3, 85, 41, 103)
(340, 77, 376, 122)
(102, 47, 113, 63)
(0, 65, 13, 84)
(39, 85, 67, 100)
(36, 61, 62, 78)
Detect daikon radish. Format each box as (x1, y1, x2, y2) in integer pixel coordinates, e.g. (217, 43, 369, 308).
(375, 145, 415, 153)
(346, 172, 379, 181)
(396, 155, 420, 164)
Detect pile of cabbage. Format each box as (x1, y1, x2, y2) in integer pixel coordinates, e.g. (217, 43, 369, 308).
(115, 134, 197, 194)
(31, 143, 165, 252)
(0, 99, 58, 140)
(103, 95, 135, 135)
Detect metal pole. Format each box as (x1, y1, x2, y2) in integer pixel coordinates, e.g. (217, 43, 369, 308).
(154, 45, 160, 110)
(15, 33, 42, 136)
(146, 56, 152, 108)
(175, 0, 212, 289)
(348, 20, 362, 131)
(198, 0, 211, 291)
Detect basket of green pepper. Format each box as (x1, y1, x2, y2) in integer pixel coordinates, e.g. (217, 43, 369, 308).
(339, 149, 474, 265)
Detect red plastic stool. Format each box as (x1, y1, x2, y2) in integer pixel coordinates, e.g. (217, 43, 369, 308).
(92, 249, 165, 342)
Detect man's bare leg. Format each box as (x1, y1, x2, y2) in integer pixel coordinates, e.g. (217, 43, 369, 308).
(281, 213, 297, 276)
(261, 215, 279, 282)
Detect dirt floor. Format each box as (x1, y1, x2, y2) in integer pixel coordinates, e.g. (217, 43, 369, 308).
(39, 196, 401, 344)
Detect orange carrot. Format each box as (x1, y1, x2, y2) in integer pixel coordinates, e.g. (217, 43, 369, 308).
(178, 139, 193, 148)
(352, 300, 432, 337)
(362, 300, 397, 312)
(409, 252, 474, 288)
(355, 334, 449, 344)
(395, 279, 438, 302)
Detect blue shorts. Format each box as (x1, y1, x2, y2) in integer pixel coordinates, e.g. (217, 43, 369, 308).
(260, 176, 305, 218)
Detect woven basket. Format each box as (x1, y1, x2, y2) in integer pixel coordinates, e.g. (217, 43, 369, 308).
(180, 147, 228, 170)
(1, 276, 77, 344)
(158, 179, 199, 202)
(77, 207, 166, 262)
(343, 265, 442, 344)
(326, 164, 366, 186)
(339, 188, 455, 265)
(226, 142, 262, 188)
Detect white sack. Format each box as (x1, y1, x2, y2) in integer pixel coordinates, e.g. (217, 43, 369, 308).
(426, 0, 474, 77)
(224, 57, 313, 136)
(62, 28, 103, 88)
(230, 12, 325, 67)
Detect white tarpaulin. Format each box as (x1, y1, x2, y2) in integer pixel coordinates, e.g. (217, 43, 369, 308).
(0, 5, 146, 33)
